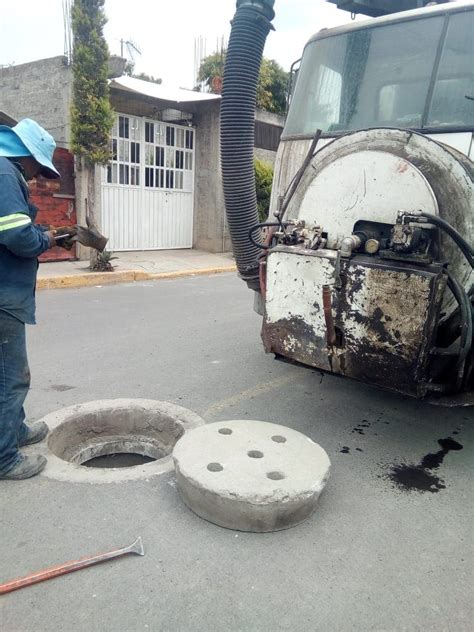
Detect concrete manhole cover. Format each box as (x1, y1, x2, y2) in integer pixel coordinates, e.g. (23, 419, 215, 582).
(29, 399, 204, 483)
(173, 420, 331, 532)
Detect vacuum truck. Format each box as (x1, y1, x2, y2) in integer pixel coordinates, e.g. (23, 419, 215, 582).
(220, 0, 473, 404)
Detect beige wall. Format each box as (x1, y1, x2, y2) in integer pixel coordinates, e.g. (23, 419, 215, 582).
(192, 101, 232, 253)
(0, 57, 72, 148)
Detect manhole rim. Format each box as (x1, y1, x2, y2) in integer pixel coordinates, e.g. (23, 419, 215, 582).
(69, 436, 167, 466)
(28, 398, 204, 484)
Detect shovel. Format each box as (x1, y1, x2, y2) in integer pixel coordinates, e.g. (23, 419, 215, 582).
(54, 215, 108, 252)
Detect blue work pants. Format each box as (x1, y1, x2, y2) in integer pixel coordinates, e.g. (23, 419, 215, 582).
(0, 310, 30, 475)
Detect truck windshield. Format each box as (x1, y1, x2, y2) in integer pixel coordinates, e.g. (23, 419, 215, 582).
(283, 11, 474, 137)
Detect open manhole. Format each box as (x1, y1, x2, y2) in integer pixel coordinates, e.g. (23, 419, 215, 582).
(33, 399, 204, 483)
(83, 453, 156, 468)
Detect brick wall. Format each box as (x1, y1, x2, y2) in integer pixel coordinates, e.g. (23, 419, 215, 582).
(29, 148, 77, 262)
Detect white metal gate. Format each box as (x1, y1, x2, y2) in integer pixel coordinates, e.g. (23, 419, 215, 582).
(101, 114, 195, 250)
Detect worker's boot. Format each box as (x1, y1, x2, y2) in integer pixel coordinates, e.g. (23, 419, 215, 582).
(0, 455, 47, 480)
(19, 421, 49, 447)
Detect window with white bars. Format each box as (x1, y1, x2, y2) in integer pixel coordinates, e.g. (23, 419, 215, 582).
(106, 114, 194, 191)
(107, 115, 141, 186)
(143, 121, 194, 191)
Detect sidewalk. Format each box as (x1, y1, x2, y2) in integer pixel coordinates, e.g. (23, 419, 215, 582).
(37, 249, 236, 290)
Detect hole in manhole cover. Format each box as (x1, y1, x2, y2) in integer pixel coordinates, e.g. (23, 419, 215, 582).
(207, 462, 224, 472)
(267, 471, 285, 480)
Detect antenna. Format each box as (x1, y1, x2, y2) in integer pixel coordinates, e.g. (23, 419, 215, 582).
(120, 38, 142, 62)
(194, 35, 207, 88)
(193, 34, 226, 90)
(62, 0, 73, 65)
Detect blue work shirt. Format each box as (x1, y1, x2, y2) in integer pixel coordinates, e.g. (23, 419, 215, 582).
(0, 157, 51, 324)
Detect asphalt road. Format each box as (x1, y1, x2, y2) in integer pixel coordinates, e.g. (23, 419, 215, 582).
(1, 274, 472, 632)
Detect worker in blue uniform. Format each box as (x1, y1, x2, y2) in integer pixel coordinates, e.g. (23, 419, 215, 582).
(0, 119, 61, 480)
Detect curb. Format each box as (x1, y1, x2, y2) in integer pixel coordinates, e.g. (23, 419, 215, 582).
(133, 266, 237, 282)
(37, 265, 237, 290)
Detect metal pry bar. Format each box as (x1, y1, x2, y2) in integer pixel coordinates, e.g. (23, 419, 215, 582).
(0, 537, 144, 595)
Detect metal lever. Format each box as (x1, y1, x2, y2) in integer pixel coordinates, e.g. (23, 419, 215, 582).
(0, 537, 144, 595)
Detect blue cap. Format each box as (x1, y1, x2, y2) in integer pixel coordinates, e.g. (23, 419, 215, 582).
(0, 119, 60, 179)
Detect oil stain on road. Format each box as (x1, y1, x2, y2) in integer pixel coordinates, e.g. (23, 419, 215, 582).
(387, 436, 464, 493)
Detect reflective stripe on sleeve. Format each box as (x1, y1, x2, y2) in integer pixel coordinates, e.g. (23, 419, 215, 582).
(0, 213, 32, 232)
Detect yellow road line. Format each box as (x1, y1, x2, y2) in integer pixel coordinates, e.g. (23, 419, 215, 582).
(202, 374, 298, 420)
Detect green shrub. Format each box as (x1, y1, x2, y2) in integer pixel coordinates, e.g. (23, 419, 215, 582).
(255, 159, 274, 222)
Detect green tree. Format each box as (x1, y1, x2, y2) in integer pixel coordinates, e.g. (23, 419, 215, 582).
(124, 61, 162, 85)
(255, 159, 274, 222)
(197, 51, 225, 94)
(197, 52, 289, 114)
(256, 59, 288, 114)
(70, 0, 113, 268)
(132, 72, 162, 85)
(70, 0, 113, 166)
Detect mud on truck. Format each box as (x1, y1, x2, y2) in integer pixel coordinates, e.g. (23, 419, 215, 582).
(220, 0, 474, 405)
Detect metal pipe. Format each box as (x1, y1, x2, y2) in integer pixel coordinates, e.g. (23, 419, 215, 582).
(277, 129, 322, 222)
(258, 224, 278, 297)
(323, 285, 337, 346)
(236, 0, 275, 18)
(340, 234, 363, 257)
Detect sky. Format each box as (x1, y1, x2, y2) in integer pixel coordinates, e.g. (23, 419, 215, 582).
(0, 1, 361, 88)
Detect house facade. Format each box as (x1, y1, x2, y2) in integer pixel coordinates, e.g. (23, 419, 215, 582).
(0, 56, 283, 259)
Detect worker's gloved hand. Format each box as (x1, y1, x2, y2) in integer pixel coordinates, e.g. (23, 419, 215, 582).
(54, 226, 74, 235)
(74, 215, 108, 252)
(54, 226, 78, 250)
(44, 231, 57, 249)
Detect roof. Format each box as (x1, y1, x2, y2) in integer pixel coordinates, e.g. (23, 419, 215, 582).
(308, 0, 473, 44)
(109, 76, 221, 105)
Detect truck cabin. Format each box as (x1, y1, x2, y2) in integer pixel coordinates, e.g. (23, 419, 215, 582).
(284, 2, 474, 140)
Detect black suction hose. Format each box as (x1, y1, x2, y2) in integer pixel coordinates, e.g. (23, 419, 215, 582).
(221, 0, 276, 289)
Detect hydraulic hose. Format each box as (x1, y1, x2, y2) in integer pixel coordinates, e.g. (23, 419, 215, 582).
(221, 0, 276, 289)
(249, 222, 284, 249)
(446, 270, 473, 391)
(417, 211, 474, 268)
